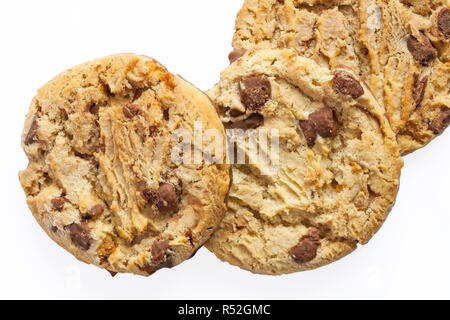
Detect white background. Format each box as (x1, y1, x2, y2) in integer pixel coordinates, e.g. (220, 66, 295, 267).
(0, 0, 449, 300)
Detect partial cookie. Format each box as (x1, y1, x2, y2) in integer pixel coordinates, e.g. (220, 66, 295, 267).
(231, 0, 450, 155)
(206, 49, 403, 275)
(19, 54, 231, 276)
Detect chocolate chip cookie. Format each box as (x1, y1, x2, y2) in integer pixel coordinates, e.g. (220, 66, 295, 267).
(231, 0, 450, 155)
(206, 49, 403, 275)
(19, 54, 231, 276)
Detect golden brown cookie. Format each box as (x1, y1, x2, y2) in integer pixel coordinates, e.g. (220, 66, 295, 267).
(232, 0, 450, 155)
(19, 54, 231, 276)
(206, 49, 403, 275)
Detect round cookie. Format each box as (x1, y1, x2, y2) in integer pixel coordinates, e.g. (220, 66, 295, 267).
(231, 0, 450, 155)
(19, 54, 231, 276)
(206, 49, 403, 275)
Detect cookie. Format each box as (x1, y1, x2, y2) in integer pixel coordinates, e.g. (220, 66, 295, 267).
(231, 0, 450, 155)
(206, 49, 403, 275)
(19, 54, 231, 276)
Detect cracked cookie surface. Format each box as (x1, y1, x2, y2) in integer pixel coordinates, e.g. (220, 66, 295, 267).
(19, 54, 231, 276)
(206, 49, 403, 275)
(232, 0, 450, 155)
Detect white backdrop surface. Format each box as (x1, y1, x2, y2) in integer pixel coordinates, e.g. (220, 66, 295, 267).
(0, 0, 449, 300)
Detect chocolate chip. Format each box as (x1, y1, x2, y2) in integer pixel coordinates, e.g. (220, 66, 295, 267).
(128, 79, 147, 90)
(229, 109, 246, 117)
(51, 226, 58, 233)
(107, 270, 118, 277)
(142, 187, 158, 204)
(299, 120, 318, 147)
(430, 109, 450, 135)
(239, 75, 272, 111)
(290, 228, 321, 264)
(140, 182, 179, 214)
(229, 113, 264, 131)
(69, 223, 91, 250)
(157, 183, 179, 214)
(123, 104, 142, 118)
(407, 34, 438, 65)
(309, 108, 339, 139)
(412, 75, 428, 107)
(151, 239, 171, 267)
(333, 71, 364, 99)
(152, 239, 170, 259)
(228, 49, 247, 64)
(51, 197, 65, 211)
(83, 204, 104, 219)
(438, 8, 450, 38)
(89, 103, 100, 115)
(24, 116, 38, 146)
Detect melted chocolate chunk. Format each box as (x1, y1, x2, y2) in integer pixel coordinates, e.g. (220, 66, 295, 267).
(438, 8, 450, 38)
(333, 70, 364, 99)
(299, 120, 317, 147)
(24, 116, 39, 146)
(229, 113, 264, 131)
(229, 109, 246, 117)
(157, 183, 179, 214)
(69, 223, 91, 251)
(151, 239, 172, 269)
(239, 75, 272, 111)
(51, 197, 65, 212)
(430, 109, 450, 135)
(228, 49, 247, 64)
(83, 204, 104, 220)
(309, 108, 339, 138)
(407, 34, 438, 65)
(299, 108, 339, 146)
(290, 228, 321, 264)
